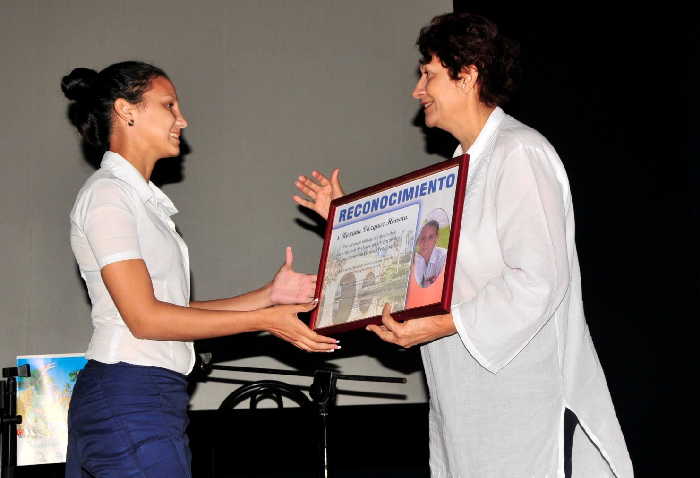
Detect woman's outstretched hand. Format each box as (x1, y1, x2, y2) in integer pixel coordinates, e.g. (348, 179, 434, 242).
(264, 300, 340, 352)
(269, 247, 316, 305)
(293, 169, 345, 221)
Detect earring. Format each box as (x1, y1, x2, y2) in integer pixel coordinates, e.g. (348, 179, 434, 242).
(128, 119, 134, 127)
(459, 78, 467, 89)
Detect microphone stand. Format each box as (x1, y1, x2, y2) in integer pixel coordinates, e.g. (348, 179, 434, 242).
(198, 357, 406, 478)
(1, 365, 30, 478)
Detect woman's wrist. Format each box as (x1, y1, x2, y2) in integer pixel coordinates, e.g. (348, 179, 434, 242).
(257, 305, 278, 333)
(260, 281, 276, 307)
(432, 313, 456, 336)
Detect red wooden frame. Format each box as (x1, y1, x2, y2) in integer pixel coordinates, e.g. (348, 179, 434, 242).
(310, 154, 470, 335)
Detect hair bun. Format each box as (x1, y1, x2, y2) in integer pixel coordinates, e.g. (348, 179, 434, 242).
(61, 68, 98, 102)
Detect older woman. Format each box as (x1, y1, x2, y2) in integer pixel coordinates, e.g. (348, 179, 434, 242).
(62, 61, 338, 478)
(294, 12, 633, 478)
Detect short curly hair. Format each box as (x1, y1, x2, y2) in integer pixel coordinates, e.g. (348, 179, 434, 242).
(417, 12, 521, 107)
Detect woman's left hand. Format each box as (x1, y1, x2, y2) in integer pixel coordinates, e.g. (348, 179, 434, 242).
(293, 169, 344, 221)
(366, 304, 456, 348)
(269, 247, 317, 305)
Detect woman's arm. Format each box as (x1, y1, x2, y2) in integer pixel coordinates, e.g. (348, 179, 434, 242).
(367, 145, 571, 372)
(101, 258, 338, 352)
(190, 247, 316, 311)
(447, 145, 571, 373)
(189, 286, 271, 312)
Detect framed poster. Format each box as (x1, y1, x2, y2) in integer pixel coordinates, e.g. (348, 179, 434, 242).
(310, 154, 469, 334)
(15, 353, 88, 466)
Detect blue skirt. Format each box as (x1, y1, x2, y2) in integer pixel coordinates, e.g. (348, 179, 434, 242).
(65, 360, 191, 478)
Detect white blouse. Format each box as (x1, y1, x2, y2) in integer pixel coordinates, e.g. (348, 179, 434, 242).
(70, 151, 195, 375)
(422, 108, 633, 477)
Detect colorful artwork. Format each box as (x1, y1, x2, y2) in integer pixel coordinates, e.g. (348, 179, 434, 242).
(16, 354, 87, 466)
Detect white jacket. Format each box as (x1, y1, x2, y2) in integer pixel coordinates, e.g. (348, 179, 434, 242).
(422, 107, 633, 477)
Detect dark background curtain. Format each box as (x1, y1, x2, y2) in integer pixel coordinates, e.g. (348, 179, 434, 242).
(451, 3, 687, 476)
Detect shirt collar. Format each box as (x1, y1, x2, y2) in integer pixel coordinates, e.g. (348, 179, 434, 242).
(427, 246, 442, 265)
(100, 151, 179, 216)
(417, 247, 441, 266)
(452, 106, 505, 159)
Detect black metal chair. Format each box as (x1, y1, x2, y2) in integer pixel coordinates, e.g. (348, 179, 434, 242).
(218, 379, 312, 410)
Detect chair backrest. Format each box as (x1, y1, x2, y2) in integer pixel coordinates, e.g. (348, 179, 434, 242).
(218, 380, 312, 410)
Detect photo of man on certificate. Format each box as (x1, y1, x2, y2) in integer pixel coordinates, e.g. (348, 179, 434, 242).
(310, 156, 468, 333)
(413, 213, 449, 288)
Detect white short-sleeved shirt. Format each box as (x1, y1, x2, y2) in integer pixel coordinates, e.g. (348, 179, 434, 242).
(70, 151, 195, 375)
(421, 108, 633, 477)
(414, 246, 447, 287)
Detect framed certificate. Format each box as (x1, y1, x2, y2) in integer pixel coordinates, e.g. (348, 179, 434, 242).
(310, 154, 469, 334)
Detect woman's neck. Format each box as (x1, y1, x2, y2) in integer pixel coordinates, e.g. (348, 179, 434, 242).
(110, 137, 156, 180)
(452, 102, 496, 152)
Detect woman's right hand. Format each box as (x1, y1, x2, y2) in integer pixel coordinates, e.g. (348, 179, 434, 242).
(293, 169, 345, 221)
(263, 301, 340, 352)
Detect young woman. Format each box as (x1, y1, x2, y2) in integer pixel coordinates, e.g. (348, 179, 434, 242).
(62, 61, 338, 478)
(294, 12, 633, 478)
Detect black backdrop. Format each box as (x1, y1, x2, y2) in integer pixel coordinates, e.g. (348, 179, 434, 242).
(449, 3, 686, 476)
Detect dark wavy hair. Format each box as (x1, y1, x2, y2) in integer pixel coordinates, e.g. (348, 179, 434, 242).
(423, 220, 440, 234)
(417, 12, 521, 107)
(61, 61, 167, 148)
